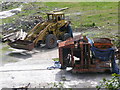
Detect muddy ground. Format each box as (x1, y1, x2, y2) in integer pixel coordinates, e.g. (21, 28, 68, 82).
(0, 33, 114, 89)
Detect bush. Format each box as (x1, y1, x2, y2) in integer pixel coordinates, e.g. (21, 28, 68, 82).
(96, 73, 120, 90)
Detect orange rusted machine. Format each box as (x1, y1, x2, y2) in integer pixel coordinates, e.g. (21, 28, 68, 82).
(59, 35, 114, 73)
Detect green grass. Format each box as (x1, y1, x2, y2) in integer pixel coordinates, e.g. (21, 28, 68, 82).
(52, 58, 59, 61)
(43, 2, 118, 30)
(2, 2, 23, 11)
(0, 43, 12, 59)
(0, 43, 12, 52)
(2, 2, 118, 29)
(1, 2, 119, 65)
(1, 2, 119, 45)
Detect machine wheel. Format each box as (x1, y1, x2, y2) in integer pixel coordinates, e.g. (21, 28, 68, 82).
(63, 33, 71, 41)
(45, 34, 57, 49)
(36, 40, 42, 47)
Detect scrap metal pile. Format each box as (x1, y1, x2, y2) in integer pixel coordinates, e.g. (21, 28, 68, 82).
(1, 8, 73, 51)
(59, 35, 119, 74)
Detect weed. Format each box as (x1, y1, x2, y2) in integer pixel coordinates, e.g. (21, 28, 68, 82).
(96, 73, 120, 90)
(52, 58, 59, 61)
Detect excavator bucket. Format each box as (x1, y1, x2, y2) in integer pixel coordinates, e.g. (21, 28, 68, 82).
(8, 40, 34, 51)
(2, 8, 72, 50)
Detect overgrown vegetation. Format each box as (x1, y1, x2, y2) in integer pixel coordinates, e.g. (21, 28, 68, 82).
(96, 73, 120, 90)
(1, 2, 118, 42)
(46, 82, 65, 88)
(1, 2, 119, 64)
(2, 2, 118, 29)
(52, 58, 59, 61)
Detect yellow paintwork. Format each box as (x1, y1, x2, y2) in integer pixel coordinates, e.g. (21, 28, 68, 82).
(24, 12, 68, 46)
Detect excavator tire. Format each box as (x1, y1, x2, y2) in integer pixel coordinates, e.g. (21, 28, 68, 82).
(45, 34, 57, 49)
(63, 33, 71, 41)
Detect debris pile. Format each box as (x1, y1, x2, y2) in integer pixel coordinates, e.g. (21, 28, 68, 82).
(58, 35, 120, 74)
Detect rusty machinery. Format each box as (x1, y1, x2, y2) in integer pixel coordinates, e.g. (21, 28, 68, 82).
(59, 35, 115, 73)
(2, 7, 73, 50)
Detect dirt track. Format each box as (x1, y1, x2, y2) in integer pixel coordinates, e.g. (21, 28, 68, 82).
(0, 33, 112, 89)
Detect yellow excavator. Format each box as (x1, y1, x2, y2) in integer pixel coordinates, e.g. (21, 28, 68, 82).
(2, 7, 73, 50)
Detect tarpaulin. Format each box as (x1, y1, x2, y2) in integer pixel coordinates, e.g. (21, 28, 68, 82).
(88, 38, 120, 74)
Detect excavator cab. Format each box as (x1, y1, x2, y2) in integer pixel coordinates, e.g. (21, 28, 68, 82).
(2, 8, 73, 51)
(47, 12, 65, 23)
